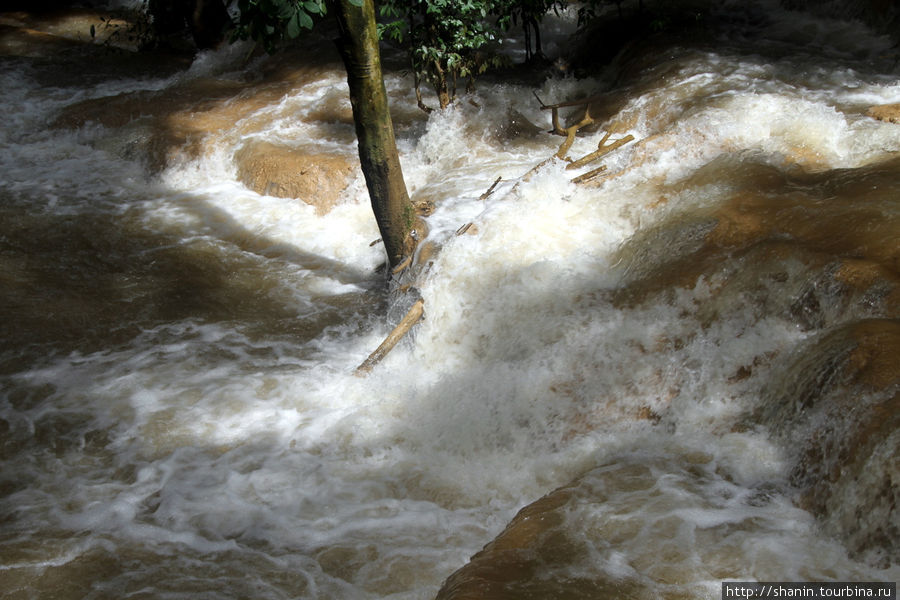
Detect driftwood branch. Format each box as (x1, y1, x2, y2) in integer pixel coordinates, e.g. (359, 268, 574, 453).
(355, 298, 425, 375)
(450, 123, 631, 234)
(522, 157, 556, 181)
(566, 133, 634, 170)
(479, 176, 503, 200)
(533, 92, 565, 136)
(572, 165, 608, 184)
(535, 92, 633, 162)
(390, 254, 412, 276)
(535, 91, 607, 138)
(555, 114, 595, 159)
(507, 156, 558, 197)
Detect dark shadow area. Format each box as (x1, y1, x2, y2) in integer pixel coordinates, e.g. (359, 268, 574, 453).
(0, 8, 193, 85)
(0, 190, 386, 374)
(479, 0, 900, 138)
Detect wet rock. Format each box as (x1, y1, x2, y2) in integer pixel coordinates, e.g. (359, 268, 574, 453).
(0, 8, 141, 53)
(758, 319, 900, 567)
(53, 80, 262, 170)
(52, 58, 331, 171)
(495, 108, 545, 141)
(233, 141, 357, 215)
(867, 104, 900, 124)
(610, 154, 900, 315)
(435, 454, 795, 600)
(434, 467, 648, 600)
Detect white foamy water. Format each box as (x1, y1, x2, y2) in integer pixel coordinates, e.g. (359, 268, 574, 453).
(1, 2, 899, 598)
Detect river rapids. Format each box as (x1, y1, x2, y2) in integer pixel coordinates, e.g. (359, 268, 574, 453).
(0, 1, 898, 598)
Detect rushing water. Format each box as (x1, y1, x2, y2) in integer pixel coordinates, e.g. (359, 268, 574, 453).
(1, 1, 899, 599)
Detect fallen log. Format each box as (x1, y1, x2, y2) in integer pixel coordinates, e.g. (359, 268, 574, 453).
(355, 299, 425, 375)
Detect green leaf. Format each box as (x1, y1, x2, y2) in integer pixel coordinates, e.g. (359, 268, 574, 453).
(297, 9, 314, 29)
(287, 11, 301, 37)
(347, 0, 363, 6)
(273, 0, 293, 18)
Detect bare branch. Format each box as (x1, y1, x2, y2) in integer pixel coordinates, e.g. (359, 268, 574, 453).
(355, 299, 425, 374)
(566, 133, 634, 170)
(479, 176, 503, 200)
(572, 165, 608, 184)
(556, 114, 596, 159)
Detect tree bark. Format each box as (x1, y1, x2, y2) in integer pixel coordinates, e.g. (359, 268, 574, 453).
(524, 15, 542, 61)
(331, 0, 416, 270)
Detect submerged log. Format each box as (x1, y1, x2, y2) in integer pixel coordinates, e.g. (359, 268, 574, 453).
(355, 299, 425, 374)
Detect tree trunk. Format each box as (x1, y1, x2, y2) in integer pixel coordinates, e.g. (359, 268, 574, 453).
(331, 0, 416, 270)
(523, 18, 533, 62)
(524, 15, 542, 61)
(434, 59, 452, 109)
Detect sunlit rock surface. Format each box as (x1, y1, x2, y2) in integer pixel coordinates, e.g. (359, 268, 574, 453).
(435, 146, 900, 599)
(234, 141, 357, 214)
(759, 320, 900, 568)
(435, 451, 836, 600)
(868, 104, 900, 124)
(48, 48, 362, 212)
